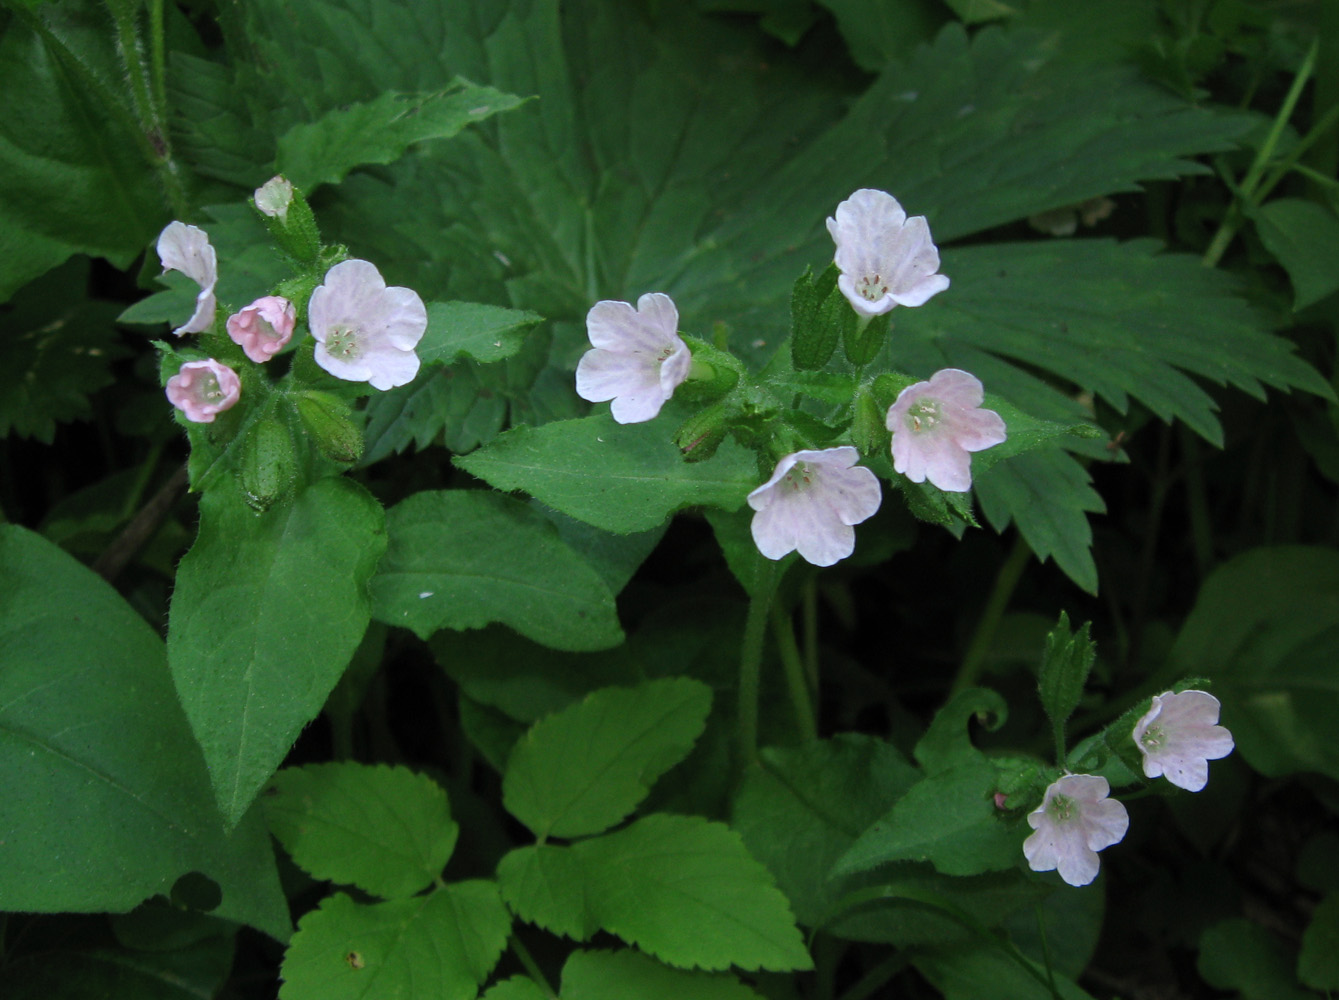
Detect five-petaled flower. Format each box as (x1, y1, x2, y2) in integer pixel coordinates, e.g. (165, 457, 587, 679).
(166, 359, 241, 423)
(576, 292, 691, 424)
(157, 221, 218, 336)
(885, 368, 1007, 493)
(1023, 773, 1128, 887)
(827, 189, 950, 316)
(1133, 690, 1234, 792)
(227, 296, 296, 364)
(308, 259, 427, 391)
(747, 447, 882, 567)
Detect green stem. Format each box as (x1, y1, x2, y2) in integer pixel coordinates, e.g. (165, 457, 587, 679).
(1255, 103, 1339, 204)
(801, 577, 819, 689)
(106, 0, 155, 135)
(509, 935, 557, 999)
(836, 952, 908, 1000)
(953, 535, 1031, 695)
(737, 554, 783, 774)
(770, 605, 818, 742)
(147, 0, 168, 123)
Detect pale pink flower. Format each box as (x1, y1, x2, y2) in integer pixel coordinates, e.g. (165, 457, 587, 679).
(576, 293, 691, 424)
(254, 175, 294, 222)
(885, 368, 1007, 493)
(1133, 690, 1234, 792)
(747, 447, 882, 567)
(1023, 774, 1128, 887)
(227, 296, 296, 363)
(156, 221, 218, 335)
(308, 259, 427, 391)
(827, 189, 950, 316)
(166, 359, 241, 423)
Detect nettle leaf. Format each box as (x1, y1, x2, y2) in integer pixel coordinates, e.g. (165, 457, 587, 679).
(370, 490, 624, 652)
(574, 814, 812, 972)
(168, 479, 387, 827)
(361, 364, 508, 464)
(502, 677, 712, 839)
(496, 843, 599, 940)
(0, 526, 288, 940)
(1037, 612, 1096, 744)
(265, 763, 458, 900)
(562, 948, 764, 1000)
(280, 885, 511, 1000)
(418, 301, 544, 366)
(276, 81, 528, 191)
(456, 413, 759, 533)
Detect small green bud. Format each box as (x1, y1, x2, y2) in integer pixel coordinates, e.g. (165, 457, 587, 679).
(674, 402, 730, 462)
(254, 175, 322, 265)
(850, 386, 889, 458)
(296, 390, 364, 464)
(237, 416, 298, 511)
(677, 336, 742, 403)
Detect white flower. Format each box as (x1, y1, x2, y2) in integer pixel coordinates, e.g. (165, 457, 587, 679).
(575, 292, 691, 424)
(156, 221, 218, 335)
(1023, 774, 1128, 887)
(254, 175, 295, 222)
(747, 447, 882, 567)
(885, 368, 1007, 493)
(308, 259, 427, 391)
(165, 359, 241, 423)
(827, 189, 950, 316)
(1133, 690, 1234, 792)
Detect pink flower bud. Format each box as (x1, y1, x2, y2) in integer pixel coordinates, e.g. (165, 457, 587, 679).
(254, 175, 294, 222)
(227, 296, 297, 363)
(166, 359, 241, 423)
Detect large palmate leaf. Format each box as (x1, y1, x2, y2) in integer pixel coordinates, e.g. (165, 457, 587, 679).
(167, 479, 387, 827)
(0, 526, 288, 939)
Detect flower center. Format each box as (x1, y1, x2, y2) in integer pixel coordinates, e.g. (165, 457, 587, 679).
(857, 272, 891, 302)
(782, 463, 814, 492)
(1140, 725, 1163, 750)
(905, 399, 941, 433)
(195, 373, 223, 403)
(1049, 793, 1077, 823)
(326, 324, 362, 360)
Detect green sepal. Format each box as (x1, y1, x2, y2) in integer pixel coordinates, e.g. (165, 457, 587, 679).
(296, 390, 363, 464)
(850, 385, 888, 458)
(790, 264, 845, 371)
(674, 402, 730, 462)
(843, 311, 890, 367)
(237, 406, 300, 511)
(677, 336, 743, 402)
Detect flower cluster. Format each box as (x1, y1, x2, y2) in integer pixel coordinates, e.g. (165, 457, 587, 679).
(155, 178, 427, 425)
(1023, 689, 1234, 886)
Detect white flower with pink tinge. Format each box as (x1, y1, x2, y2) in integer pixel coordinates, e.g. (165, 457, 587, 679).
(827, 189, 950, 317)
(254, 175, 294, 222)
(576, 292, 691, 424)
(1133, 690, 1234, 792)
(166, 359, 240, 423)
(227, 296, 296, 363)
(1023, 774, 1128, 887)
(885, 368, 1007, 493)
(309, 259, 427, 391)
(747, 447, 882, 567)
(156, 221, 218, 335)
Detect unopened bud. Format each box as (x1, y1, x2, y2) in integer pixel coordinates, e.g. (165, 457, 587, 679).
(237, 416, 298, 511)
(296, 390, 363, 464)
(676, 337, 742, 403)
(254, 175, 322, 265)
(674, 402, 729, 462)
(850, 386, 888, 458)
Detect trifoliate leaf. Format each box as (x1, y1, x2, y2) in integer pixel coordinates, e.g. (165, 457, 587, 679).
(496, 843, 599, 941)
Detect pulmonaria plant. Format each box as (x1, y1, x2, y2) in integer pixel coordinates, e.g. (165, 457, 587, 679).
(157, 222, 218, 335)
(747, 447, 882, 567)
(827, 188, 949, 316)
(309, 259, 427, 391)
(1023, 773, 1129, 887)
(576, 292, 691, 424)
(166, 359, 241, 423)
(1133, 690, 1234, 792)
(886, 369, 1007, 492)
(227, 296, 296, 363)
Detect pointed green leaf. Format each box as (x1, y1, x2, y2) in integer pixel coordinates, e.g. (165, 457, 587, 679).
(914, 687, 1008, 774)
(456, 414, 759, 534)
(0, 526, 288, 940)
(1252, 198, 1339, 311)
(370, 490, 624, 652)
(503, 678, 712, 839)
(574, 814, 811, 972)
(418, 301, 544, 366)
(279, 885, 511, 1000)
(168, 479, 387, 827)
(265, 763, 458, 900)
(1037, 612, 1096, 747)
(562, 948, 764, 1000)
(915, 943, 1098, 1000)
(482, 978, 550, 1000)
(496, 843, 599, 940)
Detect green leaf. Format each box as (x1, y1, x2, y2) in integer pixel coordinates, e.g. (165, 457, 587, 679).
(167, 479, 387, 827)
(1299, 892, 1339, 990)
(496, 843, 599, 940)
(831, 757, 1022, 878)
(6, 936, 236, 1000)
(1169, 545, 1339, 783)
(503, 677, 713, 839)
(814, 0, 946, 71)
(1037, 612, 1096, 751)
(361, 363, 509, 464)
(482, 978, 550, 1000)
(942, 0, 1017, 24)
(370, 490, 624, 652)
(279, 885, 511, 1000)
(0, 525, 288, 940)
(455, 413, 759, 534)
(915, 942, 1098, 1000)
(1198, 918, 1311, 1000)
(914, 687, 1008, 774)
(1252, 198, 1339, 311)
(276, 81, 528, 191)
(419, 301, 544, 366)
(574, 814, 812, 972)
(265, 763, 458, 900)
(562, 948, 764, 1000)
(731, 735, 921, 927)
